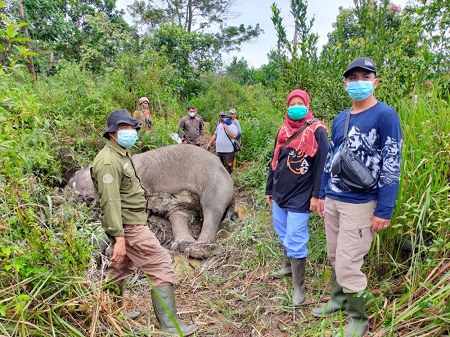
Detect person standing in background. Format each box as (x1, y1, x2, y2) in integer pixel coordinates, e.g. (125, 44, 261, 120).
(206, 111, 238, 174)
(178, 105, 204, 146)
(133, 97, 152, 131)
(229, 109, 242, 140)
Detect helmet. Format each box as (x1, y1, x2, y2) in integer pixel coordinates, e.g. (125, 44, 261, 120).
(139, 97, 149, 104)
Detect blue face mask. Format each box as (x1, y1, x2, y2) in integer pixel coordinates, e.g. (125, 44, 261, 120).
(287, 106, 308, 120)
(116, 129, 138, 148)
(223, 118, 232, 125)
(346, 80, 375, 101)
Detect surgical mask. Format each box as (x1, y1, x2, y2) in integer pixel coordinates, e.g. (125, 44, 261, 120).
(116, 129, 138, 148)
(346, 80, 375, 101)
(287, 106, 308, 120)
(188, 112, 195, 117)
(223, 118, 232, 125)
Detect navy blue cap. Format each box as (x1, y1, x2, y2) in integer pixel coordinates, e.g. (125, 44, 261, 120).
(343, 57, 377, 77)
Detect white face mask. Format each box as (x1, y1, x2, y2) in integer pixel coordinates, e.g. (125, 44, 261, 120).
(188, 112, 195, 117)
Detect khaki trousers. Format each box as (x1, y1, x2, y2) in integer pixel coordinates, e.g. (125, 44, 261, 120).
(109, 225, 175, 287)
(323, 198, 376, 293)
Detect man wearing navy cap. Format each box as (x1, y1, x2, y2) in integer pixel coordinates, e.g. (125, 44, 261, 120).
(312, 58, 403, 337)
(91, 109, 198, 335)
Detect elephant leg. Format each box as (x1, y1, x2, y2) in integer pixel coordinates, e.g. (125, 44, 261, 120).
(196, 208, 223, 244)
(169, 211, 196, 253)
(183, 208, 224, 259)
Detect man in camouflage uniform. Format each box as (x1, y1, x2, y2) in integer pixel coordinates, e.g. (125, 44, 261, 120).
(90, 109, 197, 335)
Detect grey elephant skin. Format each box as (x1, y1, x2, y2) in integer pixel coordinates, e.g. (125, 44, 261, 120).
(67, 144, 234, 259)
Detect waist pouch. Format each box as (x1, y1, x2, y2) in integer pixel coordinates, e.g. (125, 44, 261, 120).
(331, 146, 378, 193)
(232, 139, 241, 152)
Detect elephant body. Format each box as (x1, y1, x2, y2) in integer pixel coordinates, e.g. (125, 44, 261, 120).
(67, 144, 234, 258)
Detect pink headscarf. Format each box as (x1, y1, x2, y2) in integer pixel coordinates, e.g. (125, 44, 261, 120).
(270, 89, 327, 170)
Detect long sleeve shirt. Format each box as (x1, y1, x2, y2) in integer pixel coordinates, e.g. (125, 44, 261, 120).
(319, 102, 403, 219)
(178, 114, 204, 145)
(266, 126, 328, 212)
(90, 140, 148, 237)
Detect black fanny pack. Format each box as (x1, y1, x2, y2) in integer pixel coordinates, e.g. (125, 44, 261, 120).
(331, 112, 379, 193)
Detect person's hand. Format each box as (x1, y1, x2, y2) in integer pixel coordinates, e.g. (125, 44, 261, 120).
(372, 216, 391, 233)
(310, 197, 319, 212)
(317, 199, 325, 217)
(205, 144, 211, 150)
(265, 195, 273, 206)
(110, 236, 126, 264)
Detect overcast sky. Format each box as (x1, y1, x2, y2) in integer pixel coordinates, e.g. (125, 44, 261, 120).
(116, 0, 410, 68)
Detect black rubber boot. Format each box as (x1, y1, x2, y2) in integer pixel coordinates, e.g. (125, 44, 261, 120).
(334, 293, 369, 337)
(152, 284, 198, 336)
(290, 257, 306, 306)
(271, 248, 292, 278)
(312, 269, 347, 317)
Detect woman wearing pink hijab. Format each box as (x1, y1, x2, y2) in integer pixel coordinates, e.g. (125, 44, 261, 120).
(265, 89, 328, 305)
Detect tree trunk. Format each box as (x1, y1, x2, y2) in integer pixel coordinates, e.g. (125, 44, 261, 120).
(17, 0, 36, 81)
(48, 52, 54, 75)
(187, 0, 193, 33)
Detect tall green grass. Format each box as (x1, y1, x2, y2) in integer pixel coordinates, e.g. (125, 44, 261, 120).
(368, 86, 450, 335)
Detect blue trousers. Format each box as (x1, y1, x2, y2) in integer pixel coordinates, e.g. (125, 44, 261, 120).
(272, 201, 310, 259)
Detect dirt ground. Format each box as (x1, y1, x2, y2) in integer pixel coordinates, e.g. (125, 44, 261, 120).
(108, 192, 314, 337)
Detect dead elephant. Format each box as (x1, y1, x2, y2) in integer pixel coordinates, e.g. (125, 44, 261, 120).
(67, 144, 234, 259)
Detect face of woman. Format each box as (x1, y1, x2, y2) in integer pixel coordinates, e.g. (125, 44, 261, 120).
(288, 96, 306, 107)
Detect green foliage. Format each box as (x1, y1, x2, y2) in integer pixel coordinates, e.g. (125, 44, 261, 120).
(149, 24, 220, 97)
(382, 84, 450, 273)
(102, 49, 181, 118)
(407, 0, 450, 71)
(226, 57, 260, 86)
(17, 0, 132, 72)
(193, 74, 282, 190)
(133, 117, 182, 153)
(314, 0, 434, 116)
(0, 2, 36, 68)
(129, 0, 262, 47)
(0, 176, 93, 284)
(270, 0, 319, 93)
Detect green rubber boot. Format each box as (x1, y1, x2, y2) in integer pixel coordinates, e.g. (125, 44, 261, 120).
(271, 248, 292, 278)
(152, 284, 198, 336)
(311, 270, 347, 317)
(291, 257, 306, 306)
(335, 293, 369, 337)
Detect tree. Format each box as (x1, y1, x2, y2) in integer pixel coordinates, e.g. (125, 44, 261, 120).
(406, 0, 450, 72)
(225, 57, 259, 85)
(128, 0, 262, 53)
(8, 0, 134, 72)
(0, 2, 36, 69)
(17, 0, 35, 80)
(269, 0, 318, 93)
(313, 0, 434, 115)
